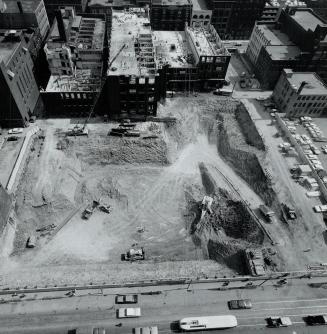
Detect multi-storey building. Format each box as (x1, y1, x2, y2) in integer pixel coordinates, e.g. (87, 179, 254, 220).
(190, 0, 211, 28)
(150, 0, 192, 31)
(206, 0, 266, 40)
(0, 30, 41, 126)
(106, 8, 159, 119)
(43, 0, 87, 23)
(247, 7, 327, 88)
(0, 0, 50, 40)
(273, 68, 327, 117)
(154, 24, 230, 93)
(44, 7, 105, 76)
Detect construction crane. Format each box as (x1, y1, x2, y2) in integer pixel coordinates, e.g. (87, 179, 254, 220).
(67, 44, 126, 136)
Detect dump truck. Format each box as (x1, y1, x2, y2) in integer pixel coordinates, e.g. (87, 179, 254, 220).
(82, 200, 99, 220)
(121, 247, 145, 261)
(281, 203, 297, 223)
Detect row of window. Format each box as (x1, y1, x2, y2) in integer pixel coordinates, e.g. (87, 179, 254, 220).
(60, 93, 94, 99)
(293, 102, 325, 108)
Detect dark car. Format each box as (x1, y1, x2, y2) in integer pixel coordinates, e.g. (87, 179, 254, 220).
(7, 136, 19, 141)
(305, 315, 327, 325)
(228, 299, 252, 310)
(115, 294, 138, 304)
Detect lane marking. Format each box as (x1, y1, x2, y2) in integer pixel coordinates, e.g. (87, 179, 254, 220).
(254, 305, 327, 311)
(237, 313, 326, 320)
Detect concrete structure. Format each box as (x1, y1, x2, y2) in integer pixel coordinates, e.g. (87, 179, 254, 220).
(206, 0, 266, 40)
(41, 69, 100, 116)
(0, 30, 41, 127)
(43, 0, 87, 23)
(44, 7, 105, 76)
(154, 24, 229, 93)
(273, 69, 327, 117)
(150, 0, 192, 31)
(190, 0, 211, 28)
(305, 0, 327, 22)
(0, 0, 50, 40)
(106, 8, 159, 119)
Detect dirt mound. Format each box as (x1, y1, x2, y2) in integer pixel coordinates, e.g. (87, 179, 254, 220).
(235, 103, 265, 151)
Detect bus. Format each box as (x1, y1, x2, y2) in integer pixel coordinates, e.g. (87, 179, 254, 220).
(179, 315, 237, 331)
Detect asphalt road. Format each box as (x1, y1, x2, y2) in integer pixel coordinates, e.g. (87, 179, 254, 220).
(1, 280, 327, 333)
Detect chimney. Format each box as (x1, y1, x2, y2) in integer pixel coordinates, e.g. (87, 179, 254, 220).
(17, 1, 23, 13)
(297, 81, 307, 95)
(55, 9, 67, 42)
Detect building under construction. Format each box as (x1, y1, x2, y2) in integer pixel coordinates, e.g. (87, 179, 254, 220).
(154, 24, 230, 94)
(106, 8, 159, 119)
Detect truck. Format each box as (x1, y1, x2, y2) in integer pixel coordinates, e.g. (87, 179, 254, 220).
(259, 204, 275, 222)
(281, 203, 297, 223)
(82, 200, 99, 220)
(121, 247, 145, 261)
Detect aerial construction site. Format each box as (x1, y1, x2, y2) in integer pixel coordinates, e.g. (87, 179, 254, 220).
(1, 90, 327, 287)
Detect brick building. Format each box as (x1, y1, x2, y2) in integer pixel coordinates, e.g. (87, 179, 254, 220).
(190, 0, 212, 28)
(150, 0, 192, 31)
(273, 68, 327, 117)
(0, 30, 41, 127)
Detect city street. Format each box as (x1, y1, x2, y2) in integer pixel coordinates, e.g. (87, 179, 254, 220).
(1, 279, 327, 333)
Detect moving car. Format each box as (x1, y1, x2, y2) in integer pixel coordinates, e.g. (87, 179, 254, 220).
(117, 307, 141, 318)
(8, 128, 23, 134)
(115, 294, 138, 304)
(134, 326, 158, 334)
(228, 299, 252, 310)
(305, 315, 327, 325)
(266, 316, 292, 328)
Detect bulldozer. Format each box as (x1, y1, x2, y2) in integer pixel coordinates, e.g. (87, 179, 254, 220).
(121, 247, 145, 261)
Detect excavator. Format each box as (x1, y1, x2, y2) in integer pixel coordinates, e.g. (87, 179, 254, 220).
(67, 44, 127, 136)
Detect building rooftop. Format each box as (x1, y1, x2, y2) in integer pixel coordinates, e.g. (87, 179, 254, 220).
(3, 0, 40, 13)
(292, 9, 327, 32)
(153, 31, 194, 68)
(187, 26, 228, 57)
(46, 69, 101, 92)
(108, 9, 156, 76)
(88, 0, 133, 7)
(257, 24, 294, 45)
(268, 0, 306, 7)
(284, 69, 327, 95)
(191, 0, 208, 11)
(152, 0, 190, 6)
(0, 30, 21, 64)
(265, 44, 301, 60)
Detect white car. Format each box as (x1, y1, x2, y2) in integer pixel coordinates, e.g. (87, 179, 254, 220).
(314, 205, 327, 213)
(117, 307, 141, 318)
(8, 128, 23, 134)
(255, 96, 266, 101)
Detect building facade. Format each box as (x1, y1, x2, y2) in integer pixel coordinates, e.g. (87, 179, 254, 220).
(43, 0, 87, 23)
(190, 0, 211, 28)
(0, 30, 41, 126)
(150, 0, 192, 31)
(273, 68, 327, 117)
(206, 0, 266, 40)
(0, 0, 50, 40)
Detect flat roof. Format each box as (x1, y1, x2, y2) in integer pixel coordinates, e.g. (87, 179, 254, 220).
(257, 25, 294, 45)
(285, 70, 327, 95)
(265, 45, 301, 60)
(46, 70, 101, 92)
(292, 9, 327, 32)
(153, 31, 194, 68)
(3, 0, 40, 13)
(191, 0, 208, 11)
(108, 9, 156, 76)
(88, 0, 112, 6)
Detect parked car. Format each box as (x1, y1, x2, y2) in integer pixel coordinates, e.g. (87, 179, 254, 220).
(266, 316, 292, 328)
(305, 315, 327, 325)
(117, 307, 141, 318)
(314, 205, 327, 213)
(6, 136, 19, 141)
(134, 326, 158, 334)
(8, 128, 23, 134)
(115, 294, 138, 304)
(228, 299, 252, 310)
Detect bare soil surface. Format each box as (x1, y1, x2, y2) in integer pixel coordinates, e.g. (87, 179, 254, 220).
(0, 94, 325, 286)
